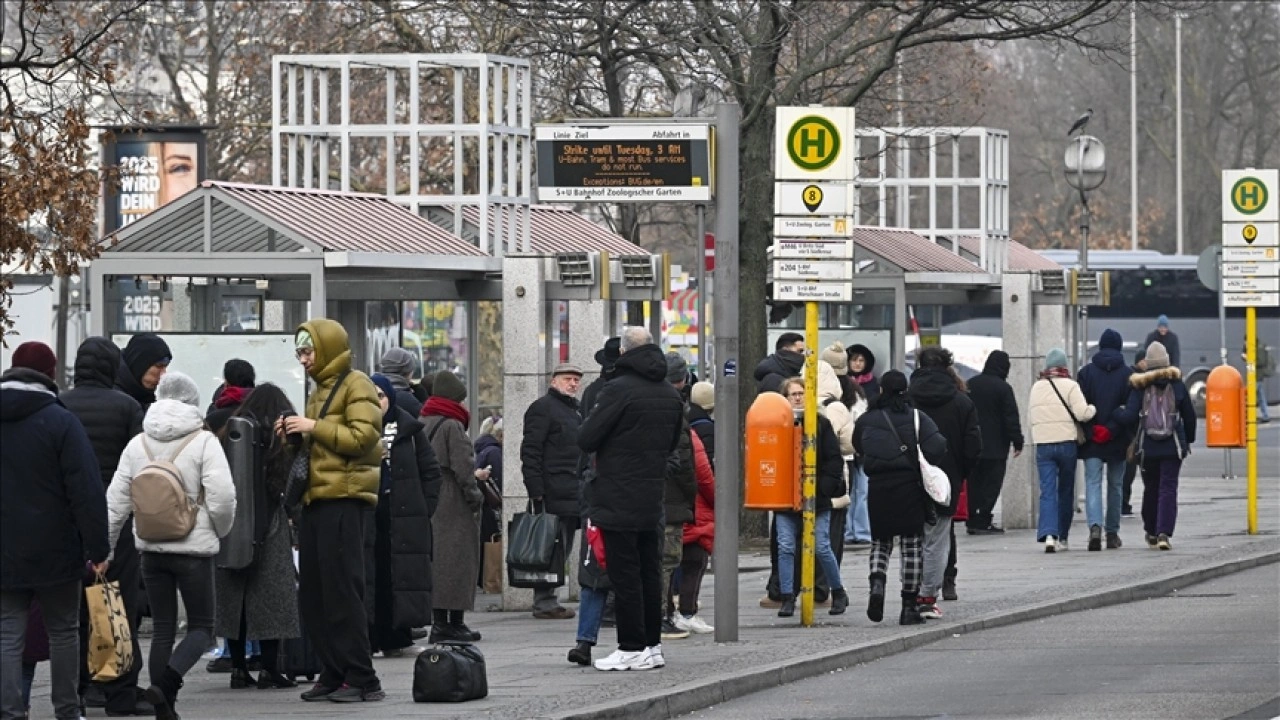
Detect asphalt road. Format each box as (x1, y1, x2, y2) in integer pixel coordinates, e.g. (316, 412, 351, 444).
(685, 564, 1280, 720)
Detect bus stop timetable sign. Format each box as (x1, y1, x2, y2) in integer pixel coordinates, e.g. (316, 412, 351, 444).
(535, 124, 713, 203)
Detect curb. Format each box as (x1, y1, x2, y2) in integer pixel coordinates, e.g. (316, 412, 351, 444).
(552, 548, 1280, 720)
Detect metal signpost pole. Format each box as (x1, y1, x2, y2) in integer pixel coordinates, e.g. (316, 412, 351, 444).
(1246, 307, 1258, 534)
(800, 302, 818, 627)
(712, 103, 740, 643)
(696, 203, 708, 380)
(1218, 247, 1235, 479)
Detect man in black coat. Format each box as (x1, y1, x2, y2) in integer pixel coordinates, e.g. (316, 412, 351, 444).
(753, 332, 805, 395)
(60, 338, 153, 716)
(578, 328, 684, 671)
(520, 363, 585, 620)
(908, 347, 981, 613)
(1077, 329, 1135, 550)
(2, 343, 110, 720)
(965, 350, 1024, 535)
(114, 333, 172, 414)
(1143, 315, 1181, 369)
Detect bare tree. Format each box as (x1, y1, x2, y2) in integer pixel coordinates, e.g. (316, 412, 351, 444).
(1, 0, 146, 338)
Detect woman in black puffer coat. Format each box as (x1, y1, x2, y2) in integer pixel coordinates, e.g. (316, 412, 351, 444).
(366, 374, 442, 656)
(853, 371, 948, 626)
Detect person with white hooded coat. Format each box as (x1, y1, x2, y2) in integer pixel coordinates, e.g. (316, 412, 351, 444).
(816, 359, 864, 564)
(106, 372, 236, 720)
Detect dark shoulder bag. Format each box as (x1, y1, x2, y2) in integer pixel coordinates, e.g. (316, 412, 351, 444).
(283, 370, 351, 510)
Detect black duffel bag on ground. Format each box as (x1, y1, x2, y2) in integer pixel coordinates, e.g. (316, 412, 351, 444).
(413, 644, 488, 703)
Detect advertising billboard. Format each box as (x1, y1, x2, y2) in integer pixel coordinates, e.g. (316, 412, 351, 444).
(101, 128, 207, 233)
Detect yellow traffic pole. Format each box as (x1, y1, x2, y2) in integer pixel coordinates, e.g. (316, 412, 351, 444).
(800, 301, 819, 627)
(1245, 307, 1258, 534)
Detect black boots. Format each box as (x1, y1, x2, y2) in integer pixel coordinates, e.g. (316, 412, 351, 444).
(867, 574, 886, 623)
(778, 594, 795, 617)
(145, 667, 184, 720)
(430, 609, 482, 643)
(567, 641, 592, 666)
(943, 577, 958, 602)
(899, 592, 925, 625)
(229, 667, 253, 689)
(829, 588, 849, 615)
(449, 610, 482, 641)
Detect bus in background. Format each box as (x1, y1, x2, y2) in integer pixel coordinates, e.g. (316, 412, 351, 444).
(940, 250, 1280, 417)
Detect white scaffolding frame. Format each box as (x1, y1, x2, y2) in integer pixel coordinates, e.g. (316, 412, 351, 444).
(854, 127, 1009, 273)
(271, 53, 532, 256)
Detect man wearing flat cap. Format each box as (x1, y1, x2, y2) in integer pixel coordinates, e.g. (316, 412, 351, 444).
(520, 363, 585, 619)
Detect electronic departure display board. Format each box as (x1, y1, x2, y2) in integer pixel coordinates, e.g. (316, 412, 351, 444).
(535, 124, 713, 203)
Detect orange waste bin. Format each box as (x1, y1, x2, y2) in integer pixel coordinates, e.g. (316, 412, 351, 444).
(744, 392, 801, 510)
(1206, 365, 1246, 448)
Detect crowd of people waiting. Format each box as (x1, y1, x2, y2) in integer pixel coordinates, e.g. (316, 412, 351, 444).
(0, 313, 1206, 716)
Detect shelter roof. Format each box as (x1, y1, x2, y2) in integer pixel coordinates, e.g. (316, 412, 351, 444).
(956, 236, 1064, 271)
(103, 181, 486, 258)
(850, 227, 984, 273)
(426, 205, 650, 256)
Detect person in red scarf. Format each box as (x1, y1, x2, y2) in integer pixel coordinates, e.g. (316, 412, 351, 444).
(420, 370, 488, 643)
(206, 359, 256, 434)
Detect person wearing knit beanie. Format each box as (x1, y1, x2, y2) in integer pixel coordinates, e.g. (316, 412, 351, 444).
(1045, 348, 1068, 371)
(820, 342, 848, 375)
(665, 352, 689, 388)
(378, 347, 416, 385)
(156, 371, 200, 407)
(690, 381, 714, 412)
(431, 370, 467, 403)
(11, 341, 57, 380)
(1144, 341, 1170, 370)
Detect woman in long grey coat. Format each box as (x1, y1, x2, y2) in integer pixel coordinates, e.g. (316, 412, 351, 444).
(419, 371, 487, 643)
(213, 384, 301, 689)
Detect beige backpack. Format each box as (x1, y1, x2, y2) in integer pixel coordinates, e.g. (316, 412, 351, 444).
(131, 432, 205, 542)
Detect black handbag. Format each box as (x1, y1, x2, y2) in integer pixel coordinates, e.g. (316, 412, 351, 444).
(412, 644, 488, 703)
(505, 502, 561, 572)
(282, 371, 350, 511)
(506, 536, 566, 589)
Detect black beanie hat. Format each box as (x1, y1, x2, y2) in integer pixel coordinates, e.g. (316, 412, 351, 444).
(223, 358, 256, 389)
(122, 333, 172, 382)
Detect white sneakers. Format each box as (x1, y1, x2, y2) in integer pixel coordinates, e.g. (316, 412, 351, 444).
(645, 644, 665, 668)
(672, 613, 715, 634)
(1045, 536, 1057, 553)
(593, 645, 665, 671)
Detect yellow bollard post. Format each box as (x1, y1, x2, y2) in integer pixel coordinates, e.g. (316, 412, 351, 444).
(1245, 307, 1258, 535)
(800, 301, 818, 627)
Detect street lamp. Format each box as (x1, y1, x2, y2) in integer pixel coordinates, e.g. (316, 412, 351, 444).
(1064, 135, 1106, 369)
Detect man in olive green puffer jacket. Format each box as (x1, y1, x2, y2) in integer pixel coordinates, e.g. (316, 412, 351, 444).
(279, 318, 384, 703)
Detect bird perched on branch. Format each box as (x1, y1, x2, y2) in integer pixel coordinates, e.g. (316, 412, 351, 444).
(1068, 108, 1093, 137)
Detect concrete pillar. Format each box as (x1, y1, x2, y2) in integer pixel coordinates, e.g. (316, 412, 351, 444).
(568, 299, 609, 389)
(500, 256, 547, 611)
(1000, 272, 1037, 529)
(558, 298, 608, 602)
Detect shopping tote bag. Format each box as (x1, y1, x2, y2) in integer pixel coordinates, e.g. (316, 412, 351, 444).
(85, 573, 134, 681)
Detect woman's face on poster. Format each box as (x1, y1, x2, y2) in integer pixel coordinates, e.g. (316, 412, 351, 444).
(158, 143, 198, 204)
